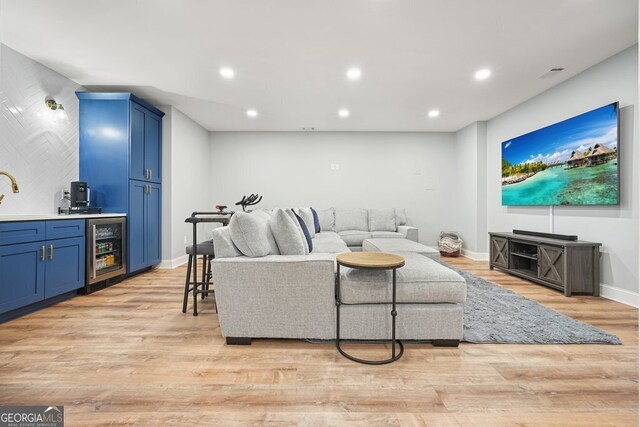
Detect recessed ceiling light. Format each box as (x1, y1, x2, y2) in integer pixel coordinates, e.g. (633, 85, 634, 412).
(346, 68, 362, 80)
(338, 109, 350, 118)
(474, 68, 491, 81)
(428, 109, 440, 118)
(246, 109, 258, 118)
(219, 67, 235, 79)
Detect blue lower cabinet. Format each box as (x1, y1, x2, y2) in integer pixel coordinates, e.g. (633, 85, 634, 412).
(146, 183, 162, 266)
(0, 220, 86, 317)
(128, 180, 147, 272)
(44, 237, 85, 299)
(0, 242, 45, 313)
(128, 180, 161, 273)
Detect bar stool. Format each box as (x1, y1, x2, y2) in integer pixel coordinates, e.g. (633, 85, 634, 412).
(183, 211, 231, 316)
(182, 240, 215, 316)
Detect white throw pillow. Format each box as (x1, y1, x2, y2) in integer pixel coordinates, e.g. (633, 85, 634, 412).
(269, 208, 306, 255)
(228, 212, 272, 257)
(395, 208, 407, 226)
(249, 210, 280, 254)
(212, 227, 242, 258)
(296, 207, 316, 238)
(286, 208, 309, 254)
(368, 208, 397, 232)
(317, 208, 335, 231)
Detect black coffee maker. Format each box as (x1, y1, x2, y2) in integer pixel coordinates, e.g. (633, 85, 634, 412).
(70, 181, 90, 208)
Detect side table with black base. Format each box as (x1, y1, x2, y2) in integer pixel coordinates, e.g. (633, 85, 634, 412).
(336, 252, 406, 365)
(183, 211, 232, 316)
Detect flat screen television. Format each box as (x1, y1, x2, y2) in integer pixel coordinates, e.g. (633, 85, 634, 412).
(501, 102, 619, 206)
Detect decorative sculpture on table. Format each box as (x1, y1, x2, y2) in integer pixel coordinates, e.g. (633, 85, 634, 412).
(235, 194, 262, 212)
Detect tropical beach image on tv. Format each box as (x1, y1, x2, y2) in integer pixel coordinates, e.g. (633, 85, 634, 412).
(502, 103, 619, 206)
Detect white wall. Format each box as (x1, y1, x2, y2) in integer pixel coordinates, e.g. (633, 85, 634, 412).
(486, 46, 639, 303)
(208, 132, 457, 246)
(455, 122, 487, 258)
(0, 44, 83, 214)
(160, 106, 213, 267)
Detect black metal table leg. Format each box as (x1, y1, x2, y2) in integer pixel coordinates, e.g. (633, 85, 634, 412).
(192, 217, 198, 316)
(336, 261, 404, 365)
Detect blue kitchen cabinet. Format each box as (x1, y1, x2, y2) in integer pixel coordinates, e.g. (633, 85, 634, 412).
(127, 180, 162, 272)
(0, 220, 85, 317)
(77, 92, 164, 274)
(146, 183, 162, 266)
(0, 242, 45, 313)
(129, 103, 161, 183)
(44, 236, 85, 299)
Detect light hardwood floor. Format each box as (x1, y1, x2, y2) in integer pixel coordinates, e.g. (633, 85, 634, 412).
(0, 257, 637, 426)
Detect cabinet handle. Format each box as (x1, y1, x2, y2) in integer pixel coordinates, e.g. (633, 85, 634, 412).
(48, 244, 54, 259)
(92, 225, 97, 280)
(40, 245, 45, 261)
(149, 169, 152, 180)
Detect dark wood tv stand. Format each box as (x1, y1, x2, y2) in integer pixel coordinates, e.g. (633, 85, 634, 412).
(489, 232, 601, 297)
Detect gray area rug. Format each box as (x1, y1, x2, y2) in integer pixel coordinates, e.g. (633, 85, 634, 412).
(442, 263, 622, 344)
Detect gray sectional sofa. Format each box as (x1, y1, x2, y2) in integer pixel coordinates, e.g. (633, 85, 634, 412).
(211, 207, 466, 346)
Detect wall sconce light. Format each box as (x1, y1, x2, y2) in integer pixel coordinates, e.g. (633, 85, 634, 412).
(45, 97, 64, 111)
(45, 97, 67, 120)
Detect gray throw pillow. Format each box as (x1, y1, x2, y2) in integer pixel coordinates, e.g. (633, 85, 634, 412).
(269, 208, 306, 255)
(334, 208, 368, 232)
(296, 207, 316, 238)
(317, 208, 335, 231)
(228, 212, 272, 257)
(249, 210, 280, 254)
(212, 227, 242, 258)
(395, 208, 407, 226)
(368, 208, 397, 231)
(286, 208, 309, 254)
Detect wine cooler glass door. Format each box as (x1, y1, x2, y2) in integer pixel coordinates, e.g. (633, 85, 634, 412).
(88, 218, 127, 284)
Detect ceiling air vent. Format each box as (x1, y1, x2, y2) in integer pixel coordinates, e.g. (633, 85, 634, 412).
(539, 67, 566, 79)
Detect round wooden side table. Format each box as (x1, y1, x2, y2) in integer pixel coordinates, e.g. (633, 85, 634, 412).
(335, 252, 406, 365)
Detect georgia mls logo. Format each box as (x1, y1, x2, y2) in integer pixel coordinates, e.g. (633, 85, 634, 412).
(0, 405, 64, 426)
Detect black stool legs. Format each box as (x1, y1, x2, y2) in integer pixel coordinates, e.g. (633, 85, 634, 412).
(182, 252, 214, 316)
(182, 255, 194, 313)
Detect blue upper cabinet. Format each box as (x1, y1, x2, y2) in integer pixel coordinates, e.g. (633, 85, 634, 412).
(77, 92, 164, 273)
(130, 104, 147, 182)
(129, 102, 162, 183)
(144, 113, 162, 184)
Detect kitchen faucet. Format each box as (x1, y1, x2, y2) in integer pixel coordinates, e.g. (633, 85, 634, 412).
(0, 171, 19, 204)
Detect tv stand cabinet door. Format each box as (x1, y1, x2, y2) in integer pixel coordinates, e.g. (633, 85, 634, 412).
(490, 235, 509, 268)
(538, 244, 565, 288)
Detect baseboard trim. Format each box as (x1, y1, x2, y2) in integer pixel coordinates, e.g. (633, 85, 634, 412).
(600, 284, 639, 308)
(158, 254, 189, 269)
(462, 249, 489, 261)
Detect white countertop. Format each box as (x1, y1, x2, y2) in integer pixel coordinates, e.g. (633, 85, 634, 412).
(0, 213, 126, 222)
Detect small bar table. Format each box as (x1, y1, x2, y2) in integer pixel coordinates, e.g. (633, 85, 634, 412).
(184, 211, 232, 315)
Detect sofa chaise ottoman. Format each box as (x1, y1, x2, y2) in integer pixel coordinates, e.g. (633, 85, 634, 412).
(362, 238, 440, 260)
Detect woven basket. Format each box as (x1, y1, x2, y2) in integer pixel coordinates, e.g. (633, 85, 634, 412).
(440, 249, 461, 257)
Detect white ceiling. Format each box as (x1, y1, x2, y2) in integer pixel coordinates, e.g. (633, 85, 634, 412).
(0, 0, 637, 132)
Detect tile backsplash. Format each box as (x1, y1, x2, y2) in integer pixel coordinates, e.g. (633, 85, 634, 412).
(0, 44, 84, 214)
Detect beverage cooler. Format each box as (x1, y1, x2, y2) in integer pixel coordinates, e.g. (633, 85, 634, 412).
(86, 217, 127, 285)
